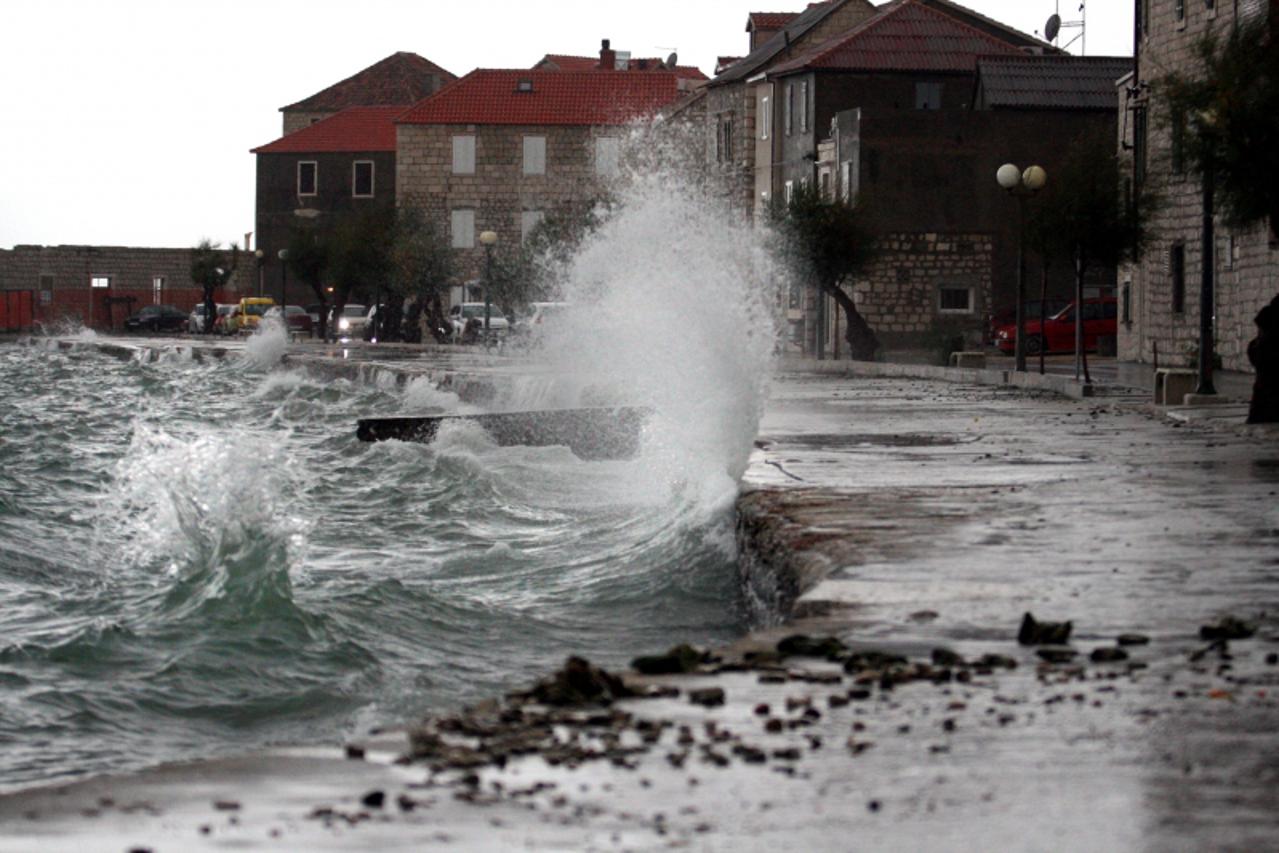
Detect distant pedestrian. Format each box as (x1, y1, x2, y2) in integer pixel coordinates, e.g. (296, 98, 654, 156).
(1247, 293, 1279, 423)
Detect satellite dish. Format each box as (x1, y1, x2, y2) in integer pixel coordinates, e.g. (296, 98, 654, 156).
(666, 52, 678, 69)
(1045, 13, 1061, 42)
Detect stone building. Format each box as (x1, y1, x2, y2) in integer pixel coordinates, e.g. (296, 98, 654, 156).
(1117, 0, 1277, 376)
(278, 52, 455, 136)
(0, 244, 248, 331)
(703, 0, 879, 220)
(252, 106, 402, 305)
(394, 62, 687, 293)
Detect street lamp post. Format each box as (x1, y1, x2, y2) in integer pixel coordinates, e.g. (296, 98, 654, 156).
(479, 230, 497, 340)
(277, 249, 288, 315)
(996, 163, 1047, 374)
(254, 249, 265, 297)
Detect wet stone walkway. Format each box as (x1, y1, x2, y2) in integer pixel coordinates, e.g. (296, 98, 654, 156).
(2, 369, 1278, 851)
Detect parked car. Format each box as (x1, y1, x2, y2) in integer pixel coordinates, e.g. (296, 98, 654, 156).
(994, 297, 1118, 355)
(263, 304, 314, 336)
(449, 303, 509, 342)
(987, 298, 1070, 346)
(123, 304, 188, 333)
(233, 297, 276, 334)
(331, 303, 370, 338)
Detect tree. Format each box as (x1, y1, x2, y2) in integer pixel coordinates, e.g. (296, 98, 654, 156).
(1026, 130, 1153, 382)
(769, 182, 879, 361)
(285, 225, 331, 339)
(190, 239, 238, 335)
(326, 207, 394, 340)
(389, 207, 455, 343)
(1159, 13, 1279, 239)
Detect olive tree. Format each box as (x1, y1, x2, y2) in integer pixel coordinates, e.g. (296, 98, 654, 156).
(190, 239, 238, 335)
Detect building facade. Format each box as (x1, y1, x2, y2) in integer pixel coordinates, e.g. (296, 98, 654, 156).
(1117, 0, 1277, 374)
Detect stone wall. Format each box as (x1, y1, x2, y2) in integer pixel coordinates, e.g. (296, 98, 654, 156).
(396, 123, 620, 285)
(0, 244, 248, 330)
(851, 231, 993, 347)
(1117, 0, 1277, 373)
(281, 110, 332, 136)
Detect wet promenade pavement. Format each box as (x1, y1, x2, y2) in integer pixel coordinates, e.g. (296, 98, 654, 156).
(3, 344, 1278, 850)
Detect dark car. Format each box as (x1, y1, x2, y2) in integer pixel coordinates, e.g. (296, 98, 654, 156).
(124, 304, 188, 333)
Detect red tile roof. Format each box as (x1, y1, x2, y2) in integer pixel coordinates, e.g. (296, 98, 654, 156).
(251, 106, 402, 154)
(281, 52, 456, 112)
(769, 0, 1024, 75)
(534, 54, 707, 81)
(397, 70, 683, 127)
(747, 11, 801, 31)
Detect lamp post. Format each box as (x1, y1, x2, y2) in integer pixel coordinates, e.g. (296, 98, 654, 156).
(479, 230, 497, 338)
(277, 249, 288, 314)
(996, 162, 1047, 374)
(254, 249, 265, 297)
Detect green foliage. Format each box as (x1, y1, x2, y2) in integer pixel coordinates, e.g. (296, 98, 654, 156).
(327, 207, 395, 306)
(389, 206, 454, 303)
(1159, 15, 1279, 235)
(1026, 130, 1153, 275)
(768, 182, 874, 290)
(285, 225, 329, 292)
(189, 239, 238, 292)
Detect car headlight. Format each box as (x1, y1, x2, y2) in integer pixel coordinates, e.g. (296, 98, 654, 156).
(997, 330, 1008, 339)
(339, 318, 350, 331)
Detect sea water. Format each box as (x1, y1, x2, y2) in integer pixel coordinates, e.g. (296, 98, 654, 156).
(0, 142, 780, 792)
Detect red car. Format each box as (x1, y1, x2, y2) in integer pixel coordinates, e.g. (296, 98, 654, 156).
(994, 297, 1117, 355)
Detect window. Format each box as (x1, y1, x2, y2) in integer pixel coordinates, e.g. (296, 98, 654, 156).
(1175, 0, 1185, 22)
(452, 135, 475, 174)
(90, 276, 110, 289)
(523, 136, 546, 175)
(1121, 281, 1132, 326)
(451, 209, 475, 248)
(820, 171, 831, 200)
(1171, 109, 1185, 175)
(297, 161, 317, 196)
(353, 161, 374, 197)
(760, 95, 770, 140)
(716, 116, 734, 164)
(595, 137, 620, 177)
(520, 210, 544, 242)
(915, 82, 942, 110)
(1171, 242, 1186, 313)
(152, 276, 164, 304)
(1133, 106, 1148, 188)
(799, 81, 808, 132)
(938, 286, 972, 313)
(39, 273, 53, 305)
(784, 84, 793, 135)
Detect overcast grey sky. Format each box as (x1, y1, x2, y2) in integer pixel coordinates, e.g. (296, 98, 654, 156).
(0, 0, 1130, 250)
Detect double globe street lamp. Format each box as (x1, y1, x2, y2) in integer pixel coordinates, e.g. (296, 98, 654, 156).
(996, 163, 1047, 374)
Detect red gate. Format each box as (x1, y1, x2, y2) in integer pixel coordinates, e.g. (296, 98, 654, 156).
(0, 290, 35, 333)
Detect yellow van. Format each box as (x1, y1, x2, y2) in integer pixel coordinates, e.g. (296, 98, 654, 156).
(233, 298, 275, 333)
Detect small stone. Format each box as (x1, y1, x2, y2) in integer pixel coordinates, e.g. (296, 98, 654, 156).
(1117, 634, 1150, 646)
(931, 648, 964, 667)
(1266, 653, 1278, 666)
(1200, 617, 1256, 641)
(777, 634, 846, 659)
(754, 703, 771, 716)
(688, 688, 725, 708)
(868, 800, 882, 812)
(361, 790, 386, 809)
(632, 644, 705, 675)
(213, 800, 240, 812)
(1090, 647, 1129, 663)
(1019, 613, 1073, 645)
(765, 718, 784, 733)
(345, 744, 366, 760)
(1036, 647, 1078, 664)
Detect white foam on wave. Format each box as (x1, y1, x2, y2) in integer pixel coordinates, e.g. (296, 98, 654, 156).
(403, 376, 479, 415)
(241, 317, 288, 368)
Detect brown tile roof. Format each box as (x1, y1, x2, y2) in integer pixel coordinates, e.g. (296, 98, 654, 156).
(976, 55, 1134, 110)
(747, 11, 801, 31)
(533, 54, 707, 80)
(281, 52, 456, 113)
(714, 0, 867, 85)
(252, 106, 402, 154)
(769, 0, 1024, 75)
(396, 69, 682, 127)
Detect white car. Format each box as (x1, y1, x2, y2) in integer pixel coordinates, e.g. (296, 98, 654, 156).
(448, 303, 509, 342)
(331, 304, 368, 337)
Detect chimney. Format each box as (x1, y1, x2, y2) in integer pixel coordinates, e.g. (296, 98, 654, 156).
(599, 38, 616, 71)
